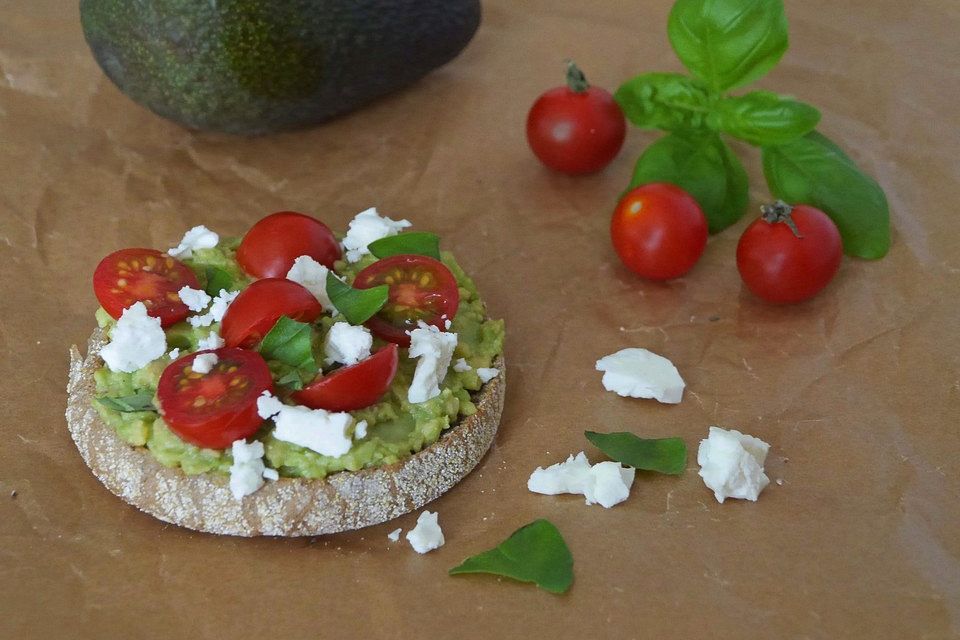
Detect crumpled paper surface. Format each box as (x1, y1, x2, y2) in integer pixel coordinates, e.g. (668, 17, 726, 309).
(1, 0, 958, 638)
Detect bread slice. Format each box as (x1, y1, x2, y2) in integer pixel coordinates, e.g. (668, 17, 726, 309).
(66, 328, 504, 537)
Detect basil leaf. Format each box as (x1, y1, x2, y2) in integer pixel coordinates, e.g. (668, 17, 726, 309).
(203, 266, 235, 297)
(96, 391, 156, 413)
(629, 132, 748, 233)
(259, 316, 318, 375)
(668, 0, 789, 93)
(614, 73, 712, 131)
(762, 131, 891, 258)
(326, 272, 389, 325)
(712, 91, 820, 145)
(449, 520, 574, 594)
(585, 431, 687, 475)
(368, 232, 441, 260)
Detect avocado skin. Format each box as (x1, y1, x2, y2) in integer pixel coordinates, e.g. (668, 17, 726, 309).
(80, 0, 481, 135)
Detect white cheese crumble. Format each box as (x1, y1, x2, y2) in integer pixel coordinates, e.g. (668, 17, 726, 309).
(168, 225, 219, 259)
(324, 322, 373, 366)
(188, 289, 239, 328)
(228, 439, 276, 500)
(168, 348, 180, 360)
(177, 286, 211, 313)
(256, 391, 353, 458)
(342, 207, 411, 263)
(527, 452, 636, 509)
(697, 426, 770, 503)
(595, 347, 685, 404)
(355, 420, 368, 440)
(197, 331, 225, 350)
(100, 302, 167, 373)
(286, 255, 338, 313)
(476, 367, 500, 383)
(191, 352, 218, 374)
(387, 528, 402, 542)
(407, 322, 458, 404)
(406, 511, 444, 554)
(452, 358, 472, 373)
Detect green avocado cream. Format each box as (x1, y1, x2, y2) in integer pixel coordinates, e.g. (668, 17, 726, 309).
(93, 240, 504, 479)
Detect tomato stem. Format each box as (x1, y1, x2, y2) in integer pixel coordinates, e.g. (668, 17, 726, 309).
(761, 200, 803, 238)
(564, 60, 590, 93)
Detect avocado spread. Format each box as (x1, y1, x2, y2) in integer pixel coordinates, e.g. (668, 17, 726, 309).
(93, 240, 504, 479)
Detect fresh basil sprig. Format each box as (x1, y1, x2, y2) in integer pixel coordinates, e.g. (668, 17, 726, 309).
(202, 266, 236, 297)
(259, 316, 319, 376)
(368, 232, 441, 260)
(96, 391, 156, 413)
(326, 272, 389, 325)
(449, 519, 574, 594)
(615, 0, 890, 257)
(585, 431, 687, 475)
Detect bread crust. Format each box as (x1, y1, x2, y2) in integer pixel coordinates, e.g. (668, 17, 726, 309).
(66, 328, 504, 537)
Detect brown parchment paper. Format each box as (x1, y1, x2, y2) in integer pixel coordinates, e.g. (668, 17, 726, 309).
(1, 0, 958, 638)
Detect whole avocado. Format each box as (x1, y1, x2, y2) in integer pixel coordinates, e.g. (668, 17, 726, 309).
(79, 0, 481, 135)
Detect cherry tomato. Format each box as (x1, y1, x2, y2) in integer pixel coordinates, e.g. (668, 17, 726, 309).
(736, 201, 842, 304)
(526, 61, 626, 175)
(93, 248, 200, 327)
(293, 344, 399, 412)
(220, 278, 323, 348)
(157, 348, 273, 449)
(354, 255, 460, 347)
(237, 211, 341, 278)
(610, 183, 708, 281)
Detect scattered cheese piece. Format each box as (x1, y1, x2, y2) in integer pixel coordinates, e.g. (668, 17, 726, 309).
(476, 367, 500, 383)
(387, 528, 402, 542)
(197, 331, 225, 350)
(191, 352, 218, 374)
(168, 348, 181, 360)
(324, 322, 373, 366)
(342, 207, 411, 263)
(452, 358, 472, 373)
(697, 426, 770, 503)
(100, 302, 167, 373)
(407, 322, 458, 403)
(527, 451, 635, 509)
(286, 255, 338, 313)
(168, 225, 219, 259)
(406, 511, 444, 554)
(177, 286, 211, 313)
(256, 391, 354, 458)
(595, 347, 685, 404)
(228, 439, 274, 499)
(188, 289, 239, 328)
(355, 420, 368, 440)
(262, 468, 280, 481)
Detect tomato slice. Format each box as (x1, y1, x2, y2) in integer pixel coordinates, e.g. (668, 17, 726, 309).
(93, 248, 200, 327)
(220, 278, 323, 348)
(293, 344, 399, 412)
(354, 255, 460, 346)
(157, 348, 273, 449)
(237, 211, 341, 278)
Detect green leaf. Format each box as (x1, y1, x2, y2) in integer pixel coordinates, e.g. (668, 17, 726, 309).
(203, 266, 235, 297)
(668, 0, 789, 93)
(584, 431, 687, 475)
(272, 364, 307, 391)
(368, 232, 441, 260)
(449, 520, 574, 594)
(259, 316, 318, 375)
(326, 272, 389, 325)
(96, 391, 156, 413)
(712, 91, 820, 145)
(629, 132, 749, 233)
(614, 73, 712, 131)
(762, 131, 891, 258)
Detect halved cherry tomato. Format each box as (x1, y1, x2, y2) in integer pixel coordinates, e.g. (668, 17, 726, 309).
(237, 211, 341, 278)
(93, 248, 200, 327)
(157, 348, 273, 449)
(293, 343, 399, 412)
(220, 278, 322, 348)
(354, 255, 460, 346)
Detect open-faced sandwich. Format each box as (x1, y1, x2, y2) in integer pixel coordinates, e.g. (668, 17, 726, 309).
(66, 209, 505, 536)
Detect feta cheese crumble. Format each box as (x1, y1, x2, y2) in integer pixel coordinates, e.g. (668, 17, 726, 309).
(100, 302, 167, 373)
(406, 511, 444, 554)
(697, 426, 770, 503)
(168, 225, 219, 259)
(354, 420, 368, 439)
(324, 322, 373, 366)
(256, 391, 354, 458)
(527, 452, 636, 509)
(188, 289, 239, 328)
(476, 367, 500, 383)
(595, 347, 685, 404)
(191, 352, 218, 374)
(387, 528, 402, 543)
(342, 207, 411, 263)
(286, 255, 338, 313)
(407, 322, 458, 404)
(177, 286, 211, 313)
(168, 348, 181, 360)
(197, 331, 225, 350)
(452, 358, 472, 373)
(228, 439, 276, 500)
